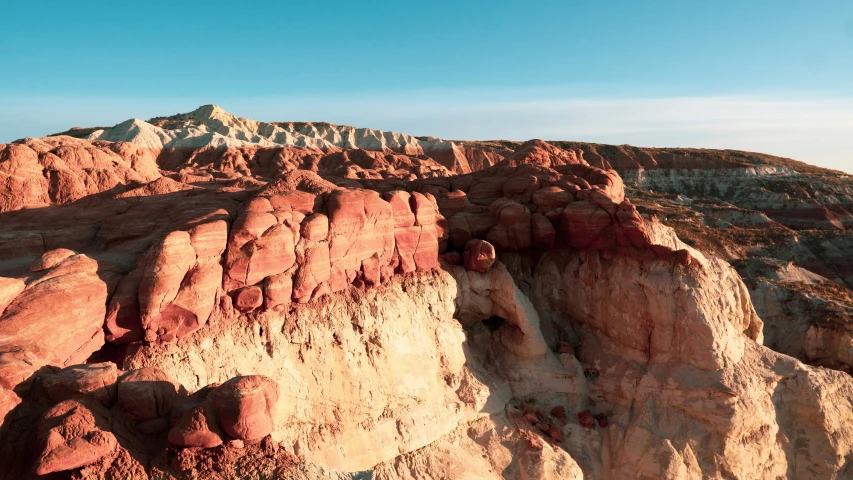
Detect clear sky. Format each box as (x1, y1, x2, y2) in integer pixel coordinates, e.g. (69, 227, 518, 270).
(2, 1, 852, 172)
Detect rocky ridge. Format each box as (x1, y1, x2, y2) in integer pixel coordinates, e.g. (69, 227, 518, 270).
(0, 106, 851, 479)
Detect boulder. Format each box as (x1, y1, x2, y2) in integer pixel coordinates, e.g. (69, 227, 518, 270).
(463, 240, 496, 273)
(0, 255, 107, 390)
(234, 286, 263, 312)
(34, 400, 118, 475)
(211, 376, 279, 443)
(264, 273, 293, 310)
(41, 363, 118, 407)
(531, 213, 556, 248)
(300, 213, 329, 241)
(118, 367, 181, 423)
(168, 392, 224, 448)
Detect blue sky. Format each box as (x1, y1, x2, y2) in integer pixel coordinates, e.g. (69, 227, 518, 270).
(2, 1, 852, 171)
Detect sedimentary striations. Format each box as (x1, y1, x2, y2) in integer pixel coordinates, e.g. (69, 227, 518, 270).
(1, 106, 852, 479)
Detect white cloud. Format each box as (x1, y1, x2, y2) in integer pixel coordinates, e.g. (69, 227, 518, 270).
(1, 92, 851, 173)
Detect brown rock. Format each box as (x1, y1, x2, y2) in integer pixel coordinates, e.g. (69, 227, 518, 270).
(0, 254, 107, 390)
(410, 192, 436, 226)
(578, 409, 595, 428)
(212, 375, 279, 443)
(531, 213, 556, 248)
(264, 273, 293, 310)
(30, 248, 76, 272)
(301, 213, 329, 241)
(550, 405, 566, 418)
(293, 241, 331, 303)
(34, 399, 118, 475)
(104, 266, 144, 343)
(245, 224, 296, 286)
(548, 427, 564, 443)
(462, 239, 495, 273)
(560, 200, 613, 249)
(234, 286, 263, 312)
(118, 367, 181, 423)
(533, 186, 574, 210)
(41, 363, 118, 407)
(385, 191, 416, 228)
(168, 398, 224, 448)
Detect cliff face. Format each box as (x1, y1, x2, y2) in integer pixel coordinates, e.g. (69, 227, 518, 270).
(1, 106, 852, 479)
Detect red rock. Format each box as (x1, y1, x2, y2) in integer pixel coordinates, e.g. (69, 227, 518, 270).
(531, 213, 556, 248)
(395, 225, 422, 274)
(362, 254, 381, 286)
(550, 405, 566, 418)
(244, 224, 296, 286)
(264, 273, 293, 310)
(138, 220, 227, 342)
(224, 211, 279, 290)
(384, 191, 416, 228)
(293, 242, 331, 303)
(0, 387, 21, 422)
(212, 375, 278, 443)
(467, 177, 507, 206)
(462, 239, 496, 273)
(500, 139, 584, 169)
(269, 191, 319, 214)
(486, 199, 532, 250)
(0, 277, 26, 316)
(118, 367, 181, 423)
(234, 286, 263, 312)
(598, 417, 609, 428)
(537, 423, 551, 432)
(524, 413, 539, 425)
(244, 197, 273, 213)
(413, 225, 439, 271)
(41, 363, 118, 407)
(0, 138, 159, 213)
(502, 174, 540, 203)
(446, 212, 497, 250)
(312, 281, 332, 301)
(615, 201, 649, 248)
(548, 427, 564, 443)
(327, 190, 394, 292)
(138, 231, 195, 335)
(533, 186, 574, 210)
(410, 192, 436, 226)
(0, 254, 107, 390)
(301, 213, 329, 241)
(30, 248, 76, 272)
(34, 399, 118, 475)
(578, 409, 595, 428)
(168, 397, 224, 448)
(436, 189, 468, 216)
(104, 267, 145, 343)
(560, 200, 613, 249)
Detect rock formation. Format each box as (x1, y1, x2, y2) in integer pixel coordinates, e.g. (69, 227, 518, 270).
(0, 105, 852, 479)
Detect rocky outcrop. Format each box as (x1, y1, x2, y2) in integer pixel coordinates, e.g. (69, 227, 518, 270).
(0, 136, 160, 212)
(220, 173, 442, 311)
(0, 253, 109, 393)
(2, 108, 853, 479)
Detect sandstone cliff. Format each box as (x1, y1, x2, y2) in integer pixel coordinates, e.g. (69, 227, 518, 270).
(1, 106, 851, 479)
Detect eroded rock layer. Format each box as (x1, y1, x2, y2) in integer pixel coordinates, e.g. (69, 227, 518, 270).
(1, 106, 852, 479)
